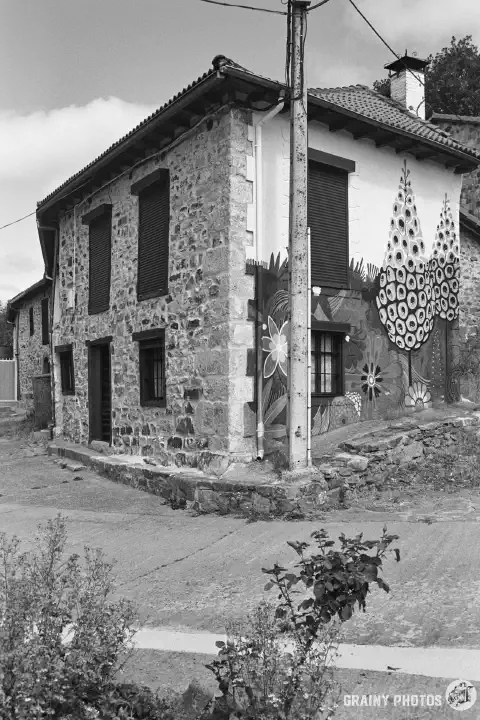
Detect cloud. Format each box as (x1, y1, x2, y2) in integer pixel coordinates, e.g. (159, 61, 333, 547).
(0, 97, 157, 302)
(342, 0, 480, 49)
(0, 96, 157, 187)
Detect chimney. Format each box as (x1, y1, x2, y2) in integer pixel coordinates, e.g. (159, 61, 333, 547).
(384, 52, 429, 120)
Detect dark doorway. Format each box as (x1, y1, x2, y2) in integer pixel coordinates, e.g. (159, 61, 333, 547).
(88, 342, 112, 443)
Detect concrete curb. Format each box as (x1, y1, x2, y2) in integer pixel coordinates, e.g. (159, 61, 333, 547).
(47, 442, 329, 517)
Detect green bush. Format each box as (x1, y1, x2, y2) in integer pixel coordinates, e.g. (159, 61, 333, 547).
(205, 526, 400, 719)
(0, 514, 172, 719)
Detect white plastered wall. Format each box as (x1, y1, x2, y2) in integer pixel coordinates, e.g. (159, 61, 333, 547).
(255, 113, 462, 269)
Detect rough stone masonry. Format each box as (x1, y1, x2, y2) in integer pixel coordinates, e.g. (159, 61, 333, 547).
(53, 107, 256, 469)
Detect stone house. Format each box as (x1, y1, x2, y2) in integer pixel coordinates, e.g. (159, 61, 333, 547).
(36, 54, 479, 467)
(429, 114, 480, 399)
(6, 278, 52, 414)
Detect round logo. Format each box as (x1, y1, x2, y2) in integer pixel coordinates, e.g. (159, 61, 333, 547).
(445, 680, 477, 711)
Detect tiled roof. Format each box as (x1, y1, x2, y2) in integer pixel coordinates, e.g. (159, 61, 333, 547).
(37, 58, 480, 211)
(6, 278, 51, 319)
(37, 66, 218, 208)
(309, 84, 480, 161)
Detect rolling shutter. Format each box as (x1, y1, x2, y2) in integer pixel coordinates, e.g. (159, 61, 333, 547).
(137, 177, 170, 301)
(88, 211, 112, 314)
(308, 161, 349, 288)
(41, 298, 49, 345)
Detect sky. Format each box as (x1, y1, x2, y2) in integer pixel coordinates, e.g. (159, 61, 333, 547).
(1, 0, 479, 303)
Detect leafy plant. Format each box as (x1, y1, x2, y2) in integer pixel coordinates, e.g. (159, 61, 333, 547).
(205, 526, 400, 719)
(0, 514, 171, 719)
(373, 35, 480, 117)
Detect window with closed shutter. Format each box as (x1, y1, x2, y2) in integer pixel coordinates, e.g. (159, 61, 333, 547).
(308, 161, 349, 288)
(137, 176, 170, 301)
(88, 211, 112, 315)
(41, 298, 49, 345)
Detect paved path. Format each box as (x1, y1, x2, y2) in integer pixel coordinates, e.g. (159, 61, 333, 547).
(1, 433, 480, 694)
(130, 628, 480, 681)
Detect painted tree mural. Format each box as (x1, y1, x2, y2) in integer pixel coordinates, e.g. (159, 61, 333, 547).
(430, 195, 460, 322)
(376, 160, 436, 383)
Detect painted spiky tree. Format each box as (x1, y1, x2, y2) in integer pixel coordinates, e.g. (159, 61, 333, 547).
(430, 195, 460, 322)
(376, 160, 436, 384)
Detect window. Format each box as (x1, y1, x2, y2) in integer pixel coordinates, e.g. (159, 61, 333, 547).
(308, 161, 349, 287)
(29, 307, 34, 336)
(311, 332, 343, 396)
(56, 346, 75, 395)
(41, 298, 49, 345)
(134, 330, 166, 406)
(136, 172, 170, 301)
(88, 209, 112, 314)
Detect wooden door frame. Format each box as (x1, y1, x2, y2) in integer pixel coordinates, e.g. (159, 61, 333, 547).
(86, 337, 112, 445)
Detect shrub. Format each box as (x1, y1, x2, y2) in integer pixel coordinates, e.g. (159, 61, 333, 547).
(205, 525, 400, 719)
(0, 514, 171, 719)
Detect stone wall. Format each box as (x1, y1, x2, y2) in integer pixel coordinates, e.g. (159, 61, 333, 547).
(53, 107, 255, 466)
(16, 288, 52, 412)
(431, 118, 480, 218)
(459, 224, 480, 341)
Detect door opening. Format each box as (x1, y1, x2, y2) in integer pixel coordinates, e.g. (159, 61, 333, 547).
(88, 342, 112, 443)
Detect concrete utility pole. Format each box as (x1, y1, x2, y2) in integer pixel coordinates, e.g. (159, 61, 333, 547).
(287, 0, 310, 471)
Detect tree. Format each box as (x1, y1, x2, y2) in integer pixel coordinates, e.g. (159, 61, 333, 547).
(373, 36, 480, 118)
(0, 301, 13, 348)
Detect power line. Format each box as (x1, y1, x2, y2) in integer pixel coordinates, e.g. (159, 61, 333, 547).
(308, 0, 332, 11)
(0, 211, 36, 231)
(199, 0, 287, 14)
(346, 0, 467, 124)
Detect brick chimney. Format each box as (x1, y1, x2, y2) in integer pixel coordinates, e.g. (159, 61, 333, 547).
(384, 52, 428, 120)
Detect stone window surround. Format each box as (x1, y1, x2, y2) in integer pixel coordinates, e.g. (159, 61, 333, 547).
(132, 328, 166, 408)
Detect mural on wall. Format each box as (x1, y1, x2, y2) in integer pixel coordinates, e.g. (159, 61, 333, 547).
(430, 195, 460, 322)
(375, 161, 435, 371)
(258, 254, 289, 450)
(251, 160, 460, 447)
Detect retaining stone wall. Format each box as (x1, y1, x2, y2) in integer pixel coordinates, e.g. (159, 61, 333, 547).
(53, 108, 255, 467)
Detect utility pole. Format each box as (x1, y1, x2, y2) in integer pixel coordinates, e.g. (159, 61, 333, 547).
(287, 0, 310, 471)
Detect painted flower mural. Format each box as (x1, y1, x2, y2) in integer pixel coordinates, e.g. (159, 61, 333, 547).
(430, 195, 459, 321)
(376, 160, 435, 352)
(262, 317, 288, 378)
(405, 381, 432, 409)
(361, 362, 383, 403)
(347, 333, 403, 416)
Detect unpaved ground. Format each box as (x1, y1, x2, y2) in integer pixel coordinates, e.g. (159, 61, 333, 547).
(2, 418, 480, 716)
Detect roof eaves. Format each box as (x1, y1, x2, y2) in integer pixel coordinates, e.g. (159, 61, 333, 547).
(431, 113, 480, 125)
(7, 278, 52, 310)
(307, 88, 480, 168)
(460, 207, 480, 238)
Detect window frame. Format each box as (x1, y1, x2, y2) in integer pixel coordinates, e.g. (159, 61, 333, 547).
(311, 331, 344, 398)
(58, 348, 75, 396)
(41, 297, 49, 345)
(135, 330, 166, 408)
(29, 307, 34, 336)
